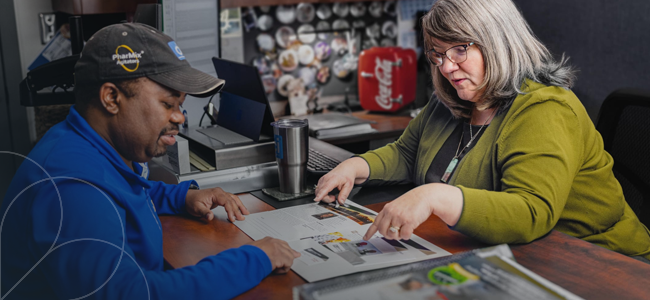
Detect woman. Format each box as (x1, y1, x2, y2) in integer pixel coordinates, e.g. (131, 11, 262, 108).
(314, 0, 650, 260)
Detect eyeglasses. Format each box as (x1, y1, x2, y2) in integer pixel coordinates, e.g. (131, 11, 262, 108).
(425, 42, 474, 66)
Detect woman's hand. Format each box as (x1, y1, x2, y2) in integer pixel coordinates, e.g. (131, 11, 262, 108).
(363, 183, 463, 240)
(314, 157, 370, 206)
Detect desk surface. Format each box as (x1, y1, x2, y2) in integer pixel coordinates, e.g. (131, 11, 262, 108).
(318, 111, 413, 145)
(161, 193, 650, 299)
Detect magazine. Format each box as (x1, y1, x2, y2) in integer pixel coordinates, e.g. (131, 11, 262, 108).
(293, 244, 583, 300)
(234, 201, 451, 282)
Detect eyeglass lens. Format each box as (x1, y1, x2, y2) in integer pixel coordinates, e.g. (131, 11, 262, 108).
(427, 45, 469, 66)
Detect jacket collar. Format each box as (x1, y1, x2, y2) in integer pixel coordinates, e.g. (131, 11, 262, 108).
(66, 105, 152, 188)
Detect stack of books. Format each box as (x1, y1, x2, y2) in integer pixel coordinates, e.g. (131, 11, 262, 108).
(298, 113, 376, 139)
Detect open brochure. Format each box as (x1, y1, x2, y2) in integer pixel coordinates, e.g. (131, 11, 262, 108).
(234, 201, 451, 282)
(293, 244, 583, 300)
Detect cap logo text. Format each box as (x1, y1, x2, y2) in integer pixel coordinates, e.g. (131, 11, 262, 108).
(112, 45, 144, 72)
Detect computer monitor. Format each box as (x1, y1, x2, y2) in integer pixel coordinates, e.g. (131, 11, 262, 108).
(212, 57, 276, 138)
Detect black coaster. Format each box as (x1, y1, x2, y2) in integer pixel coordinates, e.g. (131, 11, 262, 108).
(262, 187, 315, 201)
(251, 184, 416, 209)
(251, 190, 316, 209)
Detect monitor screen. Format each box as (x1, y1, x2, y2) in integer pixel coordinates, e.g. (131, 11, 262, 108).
(217, 92, 267, 142)
(212, 57, 275, 138)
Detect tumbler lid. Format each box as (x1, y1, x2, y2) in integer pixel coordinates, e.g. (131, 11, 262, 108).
(271, 119, 308, 128)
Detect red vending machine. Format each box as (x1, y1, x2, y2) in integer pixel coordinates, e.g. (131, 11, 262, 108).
(358, 47, 417, 112)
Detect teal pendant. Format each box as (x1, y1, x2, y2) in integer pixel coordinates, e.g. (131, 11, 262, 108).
(441, 158, 459, 183)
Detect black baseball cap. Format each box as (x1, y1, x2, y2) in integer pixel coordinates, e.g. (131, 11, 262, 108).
(74, 22, 224, 98)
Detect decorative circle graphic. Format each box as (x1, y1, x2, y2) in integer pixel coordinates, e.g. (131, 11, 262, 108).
(332, 3, 349, 18)
(350, 3, 367, 17)
(275, 26, 297, 49)
(297, 24, 316, 44)
(316, 4, 332, 20)
(276, 5, 296, 24)
(257, 15, 273, 31)
(296, 3, 316, 23)
(298, 45, 315, 65)
(278, 49, 299, 71)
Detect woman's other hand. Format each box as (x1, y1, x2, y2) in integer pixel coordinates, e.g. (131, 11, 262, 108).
(363, 183, 463, 240)
(314, 157, 370, 206)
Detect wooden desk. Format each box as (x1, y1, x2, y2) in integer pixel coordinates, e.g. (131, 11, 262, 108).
(161, 194, 650, 299)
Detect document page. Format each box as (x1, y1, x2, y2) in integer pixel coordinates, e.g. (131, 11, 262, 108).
(234, 201, 451, 282)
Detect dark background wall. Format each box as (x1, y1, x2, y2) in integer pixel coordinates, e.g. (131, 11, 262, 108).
(512, 0, 650, 122)
(1, 0, 31, 201)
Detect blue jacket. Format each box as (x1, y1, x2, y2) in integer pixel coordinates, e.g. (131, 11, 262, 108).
(1, 106, 272, 299)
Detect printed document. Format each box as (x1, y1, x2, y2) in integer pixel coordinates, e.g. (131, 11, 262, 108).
(234, 201, 451, 282)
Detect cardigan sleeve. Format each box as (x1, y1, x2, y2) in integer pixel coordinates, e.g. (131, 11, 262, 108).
(453, 98, 584, 244)
(357, 101, 433, 184)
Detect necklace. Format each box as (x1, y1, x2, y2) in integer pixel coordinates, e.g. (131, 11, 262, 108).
(440, 108, 498, 183)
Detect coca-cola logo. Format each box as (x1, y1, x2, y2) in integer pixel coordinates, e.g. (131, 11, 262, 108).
(374, 57, 393, 110)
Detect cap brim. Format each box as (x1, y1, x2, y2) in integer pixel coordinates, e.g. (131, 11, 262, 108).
(148, 66, 225, 98)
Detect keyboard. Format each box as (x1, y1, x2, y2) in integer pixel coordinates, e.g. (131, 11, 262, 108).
(307, 148, 341, 175)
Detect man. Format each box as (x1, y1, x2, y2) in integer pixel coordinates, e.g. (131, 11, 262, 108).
(1, 23, 299, 299)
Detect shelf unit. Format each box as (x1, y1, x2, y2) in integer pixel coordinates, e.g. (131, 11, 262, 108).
(52, 0, 157, 15)
(221, 0, 385, 9)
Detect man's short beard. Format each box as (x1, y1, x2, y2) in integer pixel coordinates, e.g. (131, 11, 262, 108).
(154, 148, 167, 158)
(154, 124, 178, 158)
(152, 142, 168, 158)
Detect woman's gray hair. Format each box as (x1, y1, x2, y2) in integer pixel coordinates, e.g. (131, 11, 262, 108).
(422, 0, 577, 118)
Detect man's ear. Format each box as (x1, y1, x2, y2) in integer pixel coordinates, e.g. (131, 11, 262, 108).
(98, 83, 121, 115)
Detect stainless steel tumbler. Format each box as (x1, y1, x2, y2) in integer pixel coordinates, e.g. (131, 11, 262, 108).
(271, 119, 309, 194)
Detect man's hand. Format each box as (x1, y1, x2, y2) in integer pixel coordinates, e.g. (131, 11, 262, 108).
(249, 237, 301, 274)
(185, 188, 250, 222)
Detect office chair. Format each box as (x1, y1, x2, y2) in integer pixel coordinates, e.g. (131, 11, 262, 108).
(596, 89, 650, 228)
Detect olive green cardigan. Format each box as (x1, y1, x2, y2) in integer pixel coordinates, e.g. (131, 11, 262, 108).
(359, 80, 650, 259)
